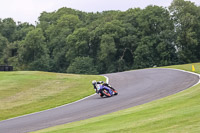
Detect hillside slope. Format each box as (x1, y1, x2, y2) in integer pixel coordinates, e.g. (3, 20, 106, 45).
(0, 71, 105, 120)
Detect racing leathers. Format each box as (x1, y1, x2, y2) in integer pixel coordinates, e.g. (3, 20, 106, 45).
(92, 81, 114, 94)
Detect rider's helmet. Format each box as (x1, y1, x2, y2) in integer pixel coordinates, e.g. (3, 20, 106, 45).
(92, 80, 97, 85)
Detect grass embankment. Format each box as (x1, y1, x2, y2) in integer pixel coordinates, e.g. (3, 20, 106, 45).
(33, 63, 200, 133)
(0, 71, 105, 120)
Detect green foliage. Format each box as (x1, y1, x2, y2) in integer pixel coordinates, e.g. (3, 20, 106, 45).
(98, 34, 117, 73)
(0, 1, 200, 74)
(1, 41, 19, 69)
(0, 18, 16, 42)
(67, 57, 98, 74)
(14, 22, 35, 41)
(133, 5, 178, 68)
(99, 34, 116, 61)
(66, 28, 90, 63)
(0, 34, 8, 54)
(18, 28, 49, 70)
(0, 34, 8, 64)
(134, 37, 155, 68)
(169, 0, 200, 63)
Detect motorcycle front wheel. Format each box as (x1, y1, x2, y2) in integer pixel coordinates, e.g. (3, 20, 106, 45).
(111, 88, 118, 95)
(101, 89, 112, 97)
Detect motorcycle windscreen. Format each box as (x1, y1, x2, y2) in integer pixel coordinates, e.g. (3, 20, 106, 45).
(96, 84, 101, 92)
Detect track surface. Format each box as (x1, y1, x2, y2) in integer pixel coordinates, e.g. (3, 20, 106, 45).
(0, 68, 199, 133)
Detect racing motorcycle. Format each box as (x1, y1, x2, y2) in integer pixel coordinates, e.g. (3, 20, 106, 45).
(96, 84, 118, 98)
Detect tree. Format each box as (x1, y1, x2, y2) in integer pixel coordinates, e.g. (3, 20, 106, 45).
(134, 5, 177, 68)
(1, 41, 20, 70)
(14, 22, 35, 41)
(1, 2, 200, 74)
(169, 0, 200, 63)
(97, 34, 117, 73)
(156, 30, 178, 66)
(66, 28, 90, 63)
(18, 28, 49, 70)
(44, 14, 81, 72)
(134, 36, 156, 68)
(0, 34, 8, 64)
(0, 18, 16, 42)
(67, 57, 98, 74)
(57, 14, 80, 32)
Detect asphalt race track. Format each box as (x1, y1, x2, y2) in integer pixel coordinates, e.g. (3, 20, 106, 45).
(0, 68, 199, 133)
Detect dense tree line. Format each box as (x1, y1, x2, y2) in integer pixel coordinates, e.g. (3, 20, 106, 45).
(0, 0, 200, 74)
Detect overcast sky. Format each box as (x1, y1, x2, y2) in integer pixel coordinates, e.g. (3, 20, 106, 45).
(0, 0, 199, 25)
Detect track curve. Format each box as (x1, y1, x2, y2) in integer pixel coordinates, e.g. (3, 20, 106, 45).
(0, 68, 199, 133)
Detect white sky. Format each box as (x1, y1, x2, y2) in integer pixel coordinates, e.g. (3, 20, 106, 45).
(0, 0, 199, 25)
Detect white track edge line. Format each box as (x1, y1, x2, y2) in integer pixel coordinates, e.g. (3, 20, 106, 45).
(0, 75, 109, 122)
(161, 68, 200, 87)
(2, 70, 198, 122)
(104, 75, 109, 83)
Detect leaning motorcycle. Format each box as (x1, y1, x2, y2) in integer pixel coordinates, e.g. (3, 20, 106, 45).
(96, 84, 118, 97)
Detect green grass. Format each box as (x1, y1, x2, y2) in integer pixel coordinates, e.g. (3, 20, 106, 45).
(32, 63, 200, 133)
(164, 62, 200, 73)
(0, 71, 105, 120)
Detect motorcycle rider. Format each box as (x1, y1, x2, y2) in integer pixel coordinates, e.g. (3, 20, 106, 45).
(92, 80, 116, 94)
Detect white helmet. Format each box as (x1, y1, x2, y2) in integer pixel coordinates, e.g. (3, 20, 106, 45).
(92, 80, 97, 85)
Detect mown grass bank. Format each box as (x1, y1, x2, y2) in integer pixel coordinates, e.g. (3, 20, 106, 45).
(0, 71, 105, 120)
(33, 63, 200, 133)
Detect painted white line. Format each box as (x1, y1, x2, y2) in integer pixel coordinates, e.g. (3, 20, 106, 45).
(1, 93, 97, 123)
(1, 75, 109, 123)
(3, 69, 198, 123)
(161, 68, 200, 87)
(103, 75, 109, 83)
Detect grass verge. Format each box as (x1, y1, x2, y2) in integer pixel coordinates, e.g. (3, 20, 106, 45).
(0, 71, 105, 120)
(32, 63, 200, 133)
